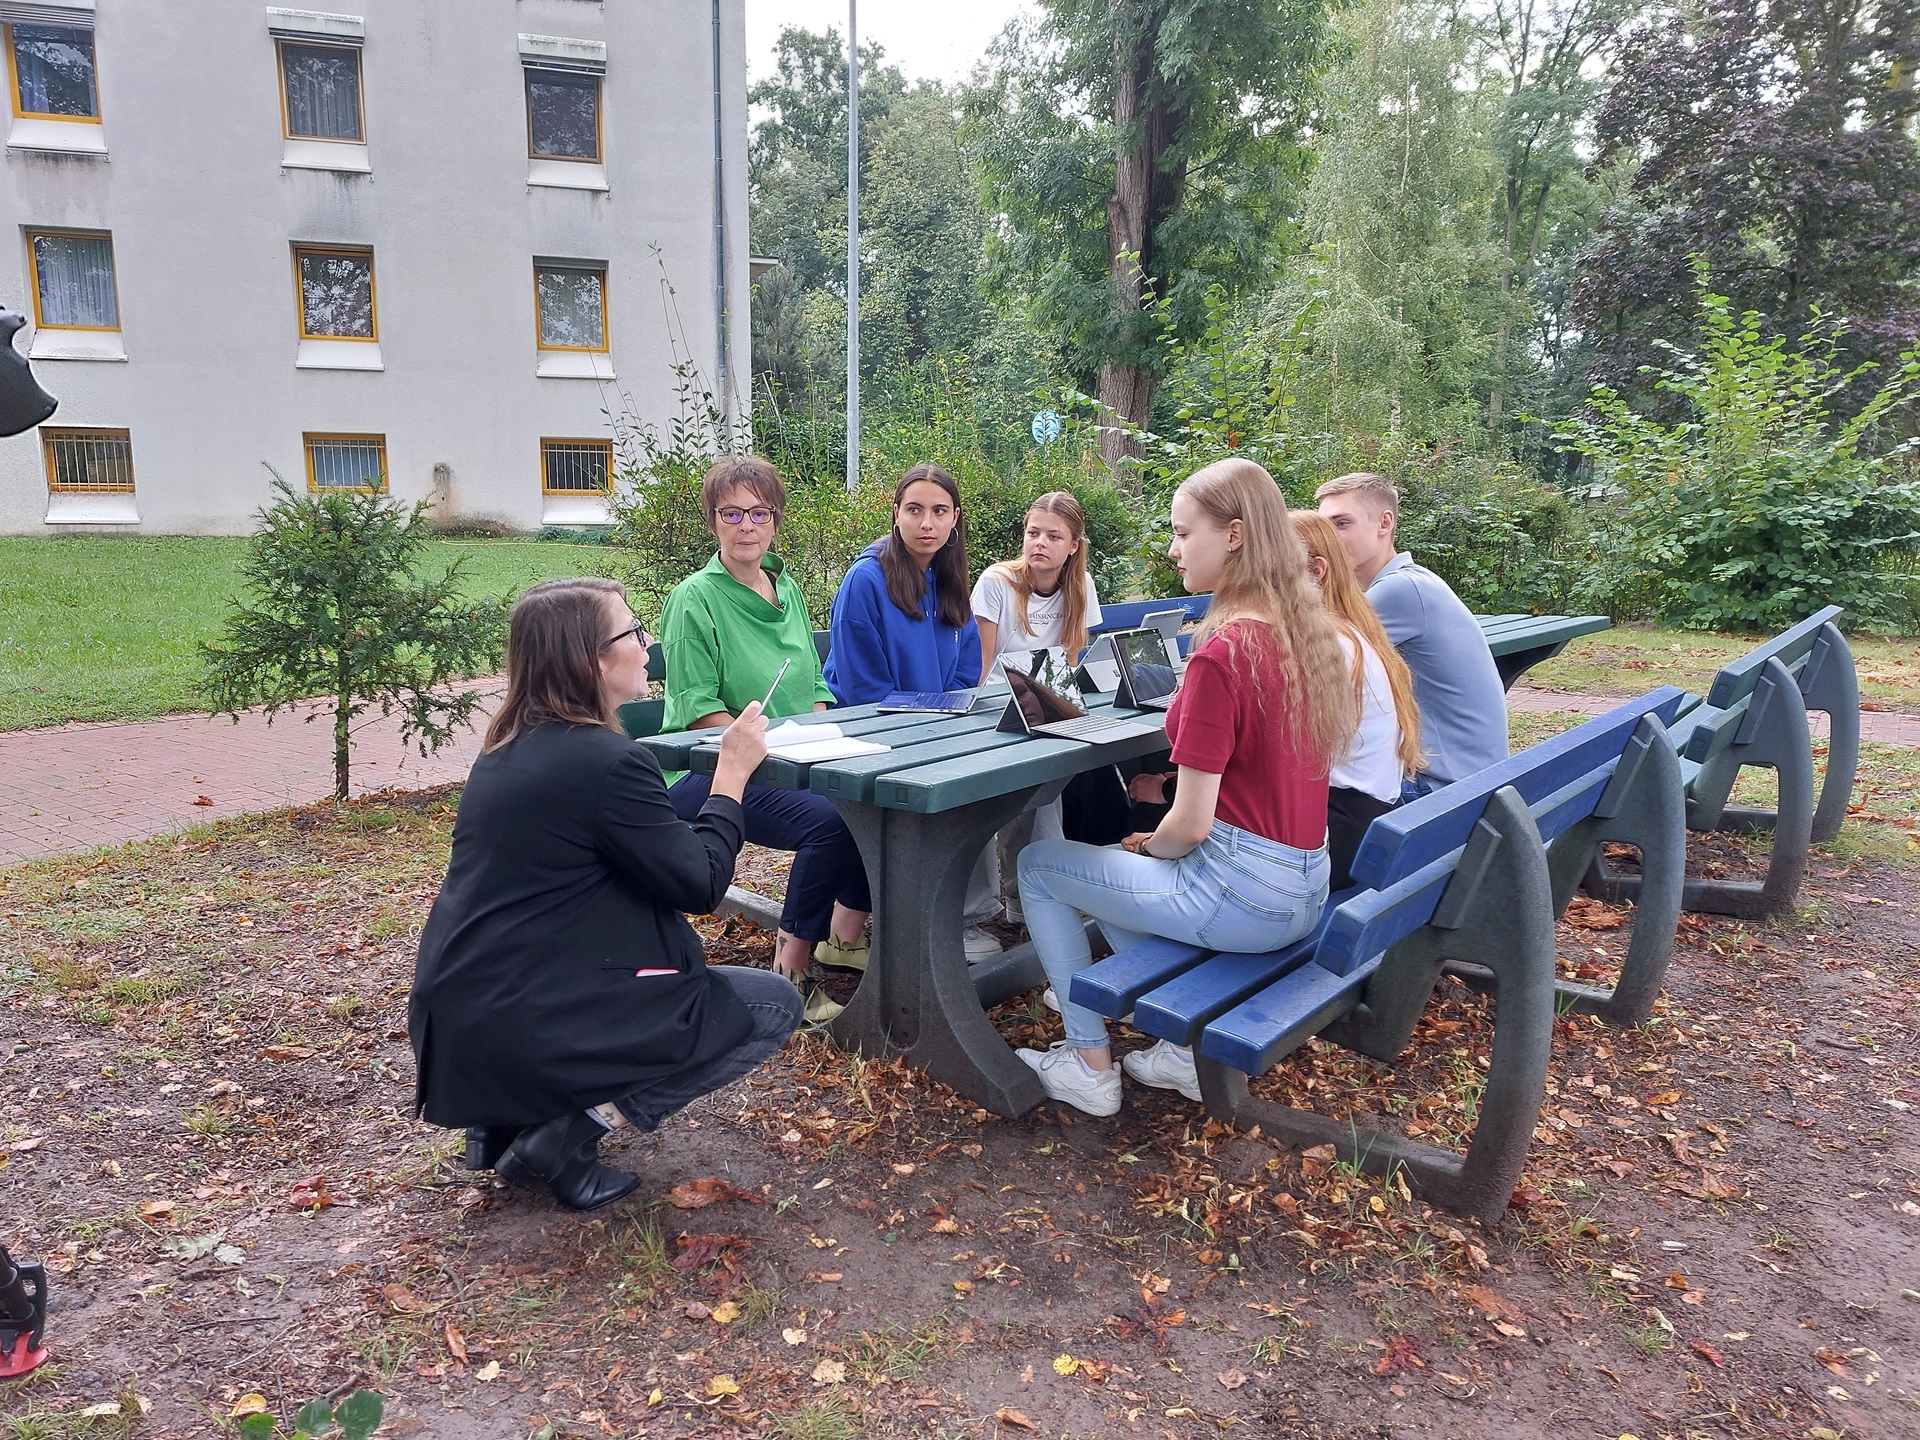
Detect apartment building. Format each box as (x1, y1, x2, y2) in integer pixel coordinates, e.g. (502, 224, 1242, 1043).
(0, 0, 749, 533)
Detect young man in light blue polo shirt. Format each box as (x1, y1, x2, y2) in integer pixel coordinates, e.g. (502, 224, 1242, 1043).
(1316, 473, 1508, 789)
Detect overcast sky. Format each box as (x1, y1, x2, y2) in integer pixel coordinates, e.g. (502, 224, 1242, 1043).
(746, 1, 1031, 87)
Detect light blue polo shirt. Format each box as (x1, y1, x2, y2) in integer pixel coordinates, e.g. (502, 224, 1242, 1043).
(1365, 552, 1508, 785)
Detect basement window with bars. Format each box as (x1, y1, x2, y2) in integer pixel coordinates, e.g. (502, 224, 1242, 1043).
(541, 437, 611, 494)
(42, 426, 134, 492)
(304, 432, 386, 492)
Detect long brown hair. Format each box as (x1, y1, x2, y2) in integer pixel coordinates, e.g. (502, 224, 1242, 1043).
(483, 578, 626, 752)
(879, 464, 971, 627)
(991, 490, 1093, 657)
(1290, 510, 1423, 776)
(1178, 459, 1358, 772)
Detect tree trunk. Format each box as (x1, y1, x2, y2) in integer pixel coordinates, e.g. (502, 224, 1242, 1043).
(333, 685, 352, 801)
(1098, 2, 1186, 479)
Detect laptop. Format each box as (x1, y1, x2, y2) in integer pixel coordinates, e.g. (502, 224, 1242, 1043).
(998, 651, 1160, 744)
(876, 689, 980, 714)
(1111, 628, 1183, 711)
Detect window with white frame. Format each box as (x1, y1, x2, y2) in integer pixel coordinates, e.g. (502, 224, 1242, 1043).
(27, 228, 117, 330)
(304, 433, 386, 492)
(5, 18, 98, 121)
(534, 261, 607, 352)
(42, 426, 133, 493)
(278, 38, 362, 141)
(294, 244, 376, 341)
(541, 438, 612, 495)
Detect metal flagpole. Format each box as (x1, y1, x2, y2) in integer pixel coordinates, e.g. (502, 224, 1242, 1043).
(845, 0, 860, 493)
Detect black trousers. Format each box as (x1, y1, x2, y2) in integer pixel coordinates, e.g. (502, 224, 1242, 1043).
(1327, 785, 1399, 890)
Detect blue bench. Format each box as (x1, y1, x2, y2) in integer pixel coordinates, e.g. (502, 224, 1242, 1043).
(1588, 607, 1856, 919)
(1068, 688, 1687, 1222)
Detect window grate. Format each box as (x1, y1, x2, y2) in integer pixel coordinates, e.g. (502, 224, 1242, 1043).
(304, 433, 387, 492)
(43, 427, 134, 493)
(541, 438, 612, 495)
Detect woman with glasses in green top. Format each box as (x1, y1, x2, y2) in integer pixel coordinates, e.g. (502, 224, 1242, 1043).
(660, 457, 872, 1008)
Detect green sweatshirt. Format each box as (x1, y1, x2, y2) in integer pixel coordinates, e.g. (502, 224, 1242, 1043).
(658, 553, 833, 782)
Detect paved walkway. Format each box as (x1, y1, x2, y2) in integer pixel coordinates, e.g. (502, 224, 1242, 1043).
(2, 683, 1915, 868)
(0, 685, 500, 866)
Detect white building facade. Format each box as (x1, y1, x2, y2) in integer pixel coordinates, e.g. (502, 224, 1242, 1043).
(0, 0, 749, 534)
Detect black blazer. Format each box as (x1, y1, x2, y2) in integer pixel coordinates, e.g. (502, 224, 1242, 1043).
(410, 722, 753, 1127)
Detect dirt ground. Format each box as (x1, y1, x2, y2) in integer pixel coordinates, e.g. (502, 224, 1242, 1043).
(3, 781, 1917, 1440)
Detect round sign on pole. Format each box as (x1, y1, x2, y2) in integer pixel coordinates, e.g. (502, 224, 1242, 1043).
(1031, 409, 1061, 446)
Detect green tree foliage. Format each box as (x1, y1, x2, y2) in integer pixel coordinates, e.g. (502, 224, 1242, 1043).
(747, 29, 992, 397)
(1548, 277, 1920, 630)
(201, 480, 506, 800)
(1575, 0, 1920, 417)
(965, 0, 1328, 467)
(1476, 0, 1635, 435)
(1277, 0, 1516, 447)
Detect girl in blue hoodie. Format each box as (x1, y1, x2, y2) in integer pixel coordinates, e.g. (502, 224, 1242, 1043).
(824, 464, 983, 703)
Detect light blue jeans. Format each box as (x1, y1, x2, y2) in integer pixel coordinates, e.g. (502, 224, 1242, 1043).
(1017, 821, 1331, 1050)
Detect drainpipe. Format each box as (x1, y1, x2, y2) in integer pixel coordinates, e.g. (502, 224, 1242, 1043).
(712, 0, 732, 424)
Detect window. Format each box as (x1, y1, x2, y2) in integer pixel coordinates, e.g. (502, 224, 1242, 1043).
(541, 438, 612, 495)
(5, 20, 98, 122)
(42, 427, 133, 493)
(304, 433, 386, 492)
(526, 67, 599, 161)
(534, 262, 607, 351)
(278, 39, 361, 142)
(27, 229, 118, 330)
(294, 244, 376, 341)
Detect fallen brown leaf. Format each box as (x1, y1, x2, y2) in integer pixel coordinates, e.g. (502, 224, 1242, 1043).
(995, 1409, 1036, 1431)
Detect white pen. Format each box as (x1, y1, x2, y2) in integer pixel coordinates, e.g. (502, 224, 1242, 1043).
(756, 658, 792, 713)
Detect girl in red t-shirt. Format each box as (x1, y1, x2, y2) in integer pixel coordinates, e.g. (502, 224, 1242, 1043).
(1013, 459, 1359, 1115)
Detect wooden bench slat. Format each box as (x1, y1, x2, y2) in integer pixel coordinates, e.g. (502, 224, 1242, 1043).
(1349, 687, 1687, 890)
(1132, 942, 1324, 1046)
(1702, 605, 1842, 709)
(1199, 958, 1381, 1075)
(1068, 938, 1210, 1016)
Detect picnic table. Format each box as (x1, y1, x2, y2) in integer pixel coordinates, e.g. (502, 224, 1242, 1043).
(635, 695, 1173, 1116)
(1476, 613, 1612, 690)
(634, 608, 1610, 1116)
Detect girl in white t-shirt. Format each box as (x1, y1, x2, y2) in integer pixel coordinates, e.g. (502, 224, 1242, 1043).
(1291, 510, 1424, 888)
(968, 492, 1122, 935)
(971, 491, 1104, 682)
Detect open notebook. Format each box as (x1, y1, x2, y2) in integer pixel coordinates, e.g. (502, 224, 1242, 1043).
(699, 720, 890, 764)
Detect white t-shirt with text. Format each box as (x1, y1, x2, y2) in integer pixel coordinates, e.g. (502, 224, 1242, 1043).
(971, 565, 1104, 683)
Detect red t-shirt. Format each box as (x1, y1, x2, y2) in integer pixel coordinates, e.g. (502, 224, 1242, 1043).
(1163, 621, 1330, 851)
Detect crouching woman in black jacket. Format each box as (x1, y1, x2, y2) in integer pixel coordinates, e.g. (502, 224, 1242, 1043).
(410, 578, 799, 1211)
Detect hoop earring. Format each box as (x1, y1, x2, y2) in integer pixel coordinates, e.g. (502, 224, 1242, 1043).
(945, 529, 958, 547)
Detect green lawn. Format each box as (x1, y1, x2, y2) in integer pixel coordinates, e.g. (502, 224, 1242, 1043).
(0, 535, 609, 731)
(1523, 622, 1920, 711)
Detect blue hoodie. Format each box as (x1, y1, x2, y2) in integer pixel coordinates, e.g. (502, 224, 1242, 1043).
(824, 541, 982, 705)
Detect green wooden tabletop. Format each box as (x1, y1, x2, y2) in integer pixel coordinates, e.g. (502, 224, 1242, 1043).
(1476, 614, 1610, 654)
(635, 612, 1613, 818)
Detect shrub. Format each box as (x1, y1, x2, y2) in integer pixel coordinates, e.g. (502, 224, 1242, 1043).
(610, 355, 1144, 623)
(201, 478, 507, 799)
(1546, 277, 1920, 631)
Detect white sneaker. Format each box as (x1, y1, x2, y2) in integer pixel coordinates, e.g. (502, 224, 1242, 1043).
(1121, 1039, 1202, 1103)
(1016, 1042, 1122, 1117)
(963, 925, 1003, 962)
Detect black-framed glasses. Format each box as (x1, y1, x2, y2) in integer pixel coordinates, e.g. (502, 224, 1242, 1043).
(602, 620, 647, 649)
(716, 506, 778, 527)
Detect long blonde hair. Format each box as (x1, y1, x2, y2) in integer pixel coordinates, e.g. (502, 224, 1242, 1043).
(1290, 510, 1424, 776)
(1178, 459, 1358, 772)
(992, 491, 1093, 657)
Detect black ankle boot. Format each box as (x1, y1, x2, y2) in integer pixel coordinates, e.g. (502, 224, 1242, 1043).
(494, 1113, 639, 1212)
(464, 1126, 525, 1171)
